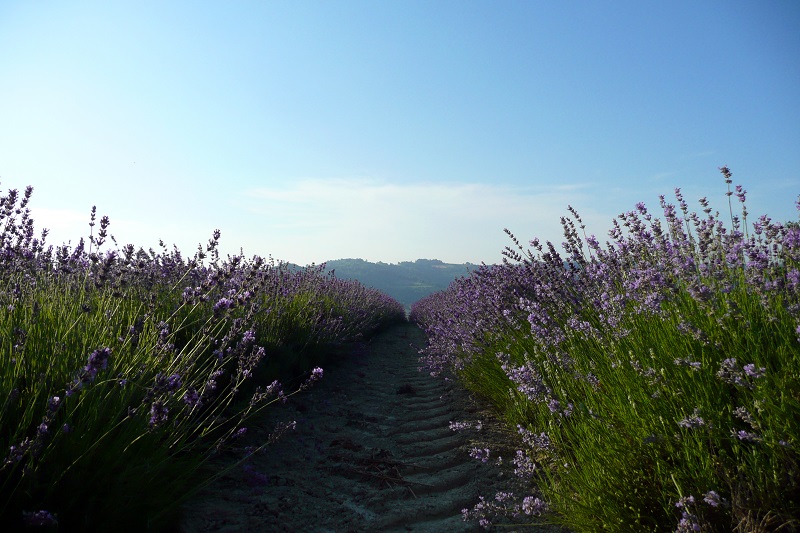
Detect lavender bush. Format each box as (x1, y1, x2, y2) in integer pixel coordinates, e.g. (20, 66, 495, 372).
(0, 182, 405, 530)
(412, 168, 799, 531)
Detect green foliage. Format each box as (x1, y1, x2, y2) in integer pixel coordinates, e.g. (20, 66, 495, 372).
(456, 275, 800, 530)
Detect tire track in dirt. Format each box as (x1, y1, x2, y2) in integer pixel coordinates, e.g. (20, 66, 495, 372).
(181, 323, 556, 532)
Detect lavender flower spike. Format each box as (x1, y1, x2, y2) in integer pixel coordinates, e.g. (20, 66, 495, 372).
(734, 429, 761, 443)
(300, 367, 324, 390)
(469, 447, 491, 463)
(22, 510, 58, 527)
(678, 409, 705, 429)
(149, 401, 169, 428)
(743, 363, 766, 379)
(703, 490, 725, 508)
(83, 347, 111, 382)
(521, 496, 548, 516)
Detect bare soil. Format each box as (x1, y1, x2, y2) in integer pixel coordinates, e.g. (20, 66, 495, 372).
(180, 323, 559, 532)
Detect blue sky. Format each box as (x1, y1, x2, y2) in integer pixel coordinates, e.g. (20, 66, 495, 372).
(1, 1, 798, 265)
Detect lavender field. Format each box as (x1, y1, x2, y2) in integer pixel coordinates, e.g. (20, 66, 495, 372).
(2, 168, 799, 532)
(411, 168, 800, 531)
(0, 183, 405, 530)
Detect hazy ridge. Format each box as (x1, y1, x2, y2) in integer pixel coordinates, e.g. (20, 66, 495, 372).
(322, 258, 480, 310)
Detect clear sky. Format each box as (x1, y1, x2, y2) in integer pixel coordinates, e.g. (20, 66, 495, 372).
(1, 1, 798, 265)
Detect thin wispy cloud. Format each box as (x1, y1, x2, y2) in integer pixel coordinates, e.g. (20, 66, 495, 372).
(238, 179, 612, 265)
(544, 183, 594, 192)
(648, 172, 676, 182)
(680, 150, 716, 160)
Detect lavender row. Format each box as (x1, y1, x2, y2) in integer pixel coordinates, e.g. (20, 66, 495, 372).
(0, 183, 405, 530)
(412, 168, 800, 531)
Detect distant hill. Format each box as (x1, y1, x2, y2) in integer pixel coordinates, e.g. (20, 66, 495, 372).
(323, 258, 480, 310)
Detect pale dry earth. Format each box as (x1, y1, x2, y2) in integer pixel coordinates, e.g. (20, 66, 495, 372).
(180, 322, 561, 532)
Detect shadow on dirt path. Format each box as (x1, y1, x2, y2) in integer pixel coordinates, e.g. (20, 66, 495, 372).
(180, 323, 561, 532)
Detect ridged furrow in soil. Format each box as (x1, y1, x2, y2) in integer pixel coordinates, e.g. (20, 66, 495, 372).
(180, 322, 557, 533)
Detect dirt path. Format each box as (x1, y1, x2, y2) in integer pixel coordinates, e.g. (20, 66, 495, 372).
(180, 323, 556, 532)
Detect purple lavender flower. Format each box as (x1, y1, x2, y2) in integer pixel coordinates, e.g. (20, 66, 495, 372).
(22, 510, 58, 527)
(494, 491, 514, 503)
(517, 425, 552, 452)
(157, 321, 170, 341)
(205, 369, 225, 393)
(264, 420, 296, 444)
(149, 401, 169, 428)
(151, 372, 182, 393)
(469, 447, 491, 463)
(703, 490, 725, 508)
(718, 358, 766, 389)
(743, 363, 765, 379)
(4, 438, 31, 464)
(299, 366, 323, 390)
(547, 399, 561, 413)
(182, 286, 195, 301)
(449, 420, 482, 431)
(83, 347, 111, 381)
(717, 358, 747, 388)
(673, 357, 701, 371)
(720, 166, 733, 184)
(501, 359, 550, 402)
(675, 496, 696, 509)
(735, 184, 746, 203)
(241, 329, 256, 344)
(166, 373, 182, 391)
(678, 409, 706, 429)
(788, 269, 800, 290)
(183, 388, 201, 407)
(513, 450, 537, 479)
(733, 406, 757, 427)
(47, 396, 61, 412)
(675, 495, 701, 532)
(734, 429, 761, 443)
(676, 515, 701, 532)
(546, 398, 573, 417)
(213, 297, 234, 314)
(521, 496, 548, 516)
